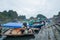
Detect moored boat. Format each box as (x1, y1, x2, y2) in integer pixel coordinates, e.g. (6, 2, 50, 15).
(1, 22, 34, 37)
(3, 28, 34, 36)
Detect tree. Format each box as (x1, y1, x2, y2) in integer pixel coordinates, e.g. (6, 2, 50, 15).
(0, 11, 8, 19)
(8, 10, 18, 19)
(30, 17, 34, 19)
(0, 10, 18, 20)
(18, 15, 26, 20)
(36, 14, 47, 20)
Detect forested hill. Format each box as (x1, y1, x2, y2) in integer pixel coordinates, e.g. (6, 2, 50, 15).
(0, 10, 47, 23)
(0, 10, 18, 20)
(52, 12, 60, 23)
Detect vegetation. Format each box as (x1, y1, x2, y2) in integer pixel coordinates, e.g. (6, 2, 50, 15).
(0, 10, 47, 23)
(0, 10, 18, 23)
(36, 14, 47, 20)
(53, 11, 60, 23)
(18, 15, 26, 20)
(0, 10, 18, 20)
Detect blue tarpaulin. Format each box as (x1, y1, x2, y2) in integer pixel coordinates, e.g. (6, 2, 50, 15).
(1, 22, 23, 28)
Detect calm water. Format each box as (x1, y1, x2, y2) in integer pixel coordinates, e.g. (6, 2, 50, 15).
(3, 36, 35, 40)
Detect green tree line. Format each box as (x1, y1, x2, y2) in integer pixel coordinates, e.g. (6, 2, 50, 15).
(0, 10, 47, 22)
(0, 10, 18, 20)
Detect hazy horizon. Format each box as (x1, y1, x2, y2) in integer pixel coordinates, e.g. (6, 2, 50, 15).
(0, 0, 60, 18)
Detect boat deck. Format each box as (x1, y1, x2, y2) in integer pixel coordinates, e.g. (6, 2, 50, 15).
(3, 29, 34, 36)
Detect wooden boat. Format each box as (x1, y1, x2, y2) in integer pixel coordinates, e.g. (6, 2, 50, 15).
(3, 28, 34, 36)
(30, 21, 44, 31)
(31, 28, 40, 31)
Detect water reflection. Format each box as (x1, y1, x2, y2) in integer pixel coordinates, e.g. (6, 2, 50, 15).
(34, 30, 40, 34)
(3, 35, 35, 40)
(0, 35, 2, 38)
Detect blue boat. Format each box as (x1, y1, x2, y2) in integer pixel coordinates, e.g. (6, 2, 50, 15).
(31, 21, 44, 29)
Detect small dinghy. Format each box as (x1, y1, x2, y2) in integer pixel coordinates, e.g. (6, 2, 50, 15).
(1, 22, 34, 36)
(3, 28, 34, 37)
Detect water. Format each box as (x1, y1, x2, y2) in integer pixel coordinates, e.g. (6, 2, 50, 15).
(0, 32, 39, 40)
(3, 36, 35, 40)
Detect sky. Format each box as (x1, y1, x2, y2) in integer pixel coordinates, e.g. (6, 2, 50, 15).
(0, 0, 60, 18)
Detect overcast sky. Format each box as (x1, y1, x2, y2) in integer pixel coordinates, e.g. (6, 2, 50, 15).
(0, 0, 60, 18)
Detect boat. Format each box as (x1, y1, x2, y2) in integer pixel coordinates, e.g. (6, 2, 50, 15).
(30, 21, 44, 31)
(29, 19, 45, 31)
(1, 22, 34, 36)
(3, 28, 34, 36)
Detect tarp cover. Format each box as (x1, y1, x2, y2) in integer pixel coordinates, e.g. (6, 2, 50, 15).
(1, 22, 23, 28)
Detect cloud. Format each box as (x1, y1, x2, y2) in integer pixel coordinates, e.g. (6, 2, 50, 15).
(0, 0, 60, 18)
